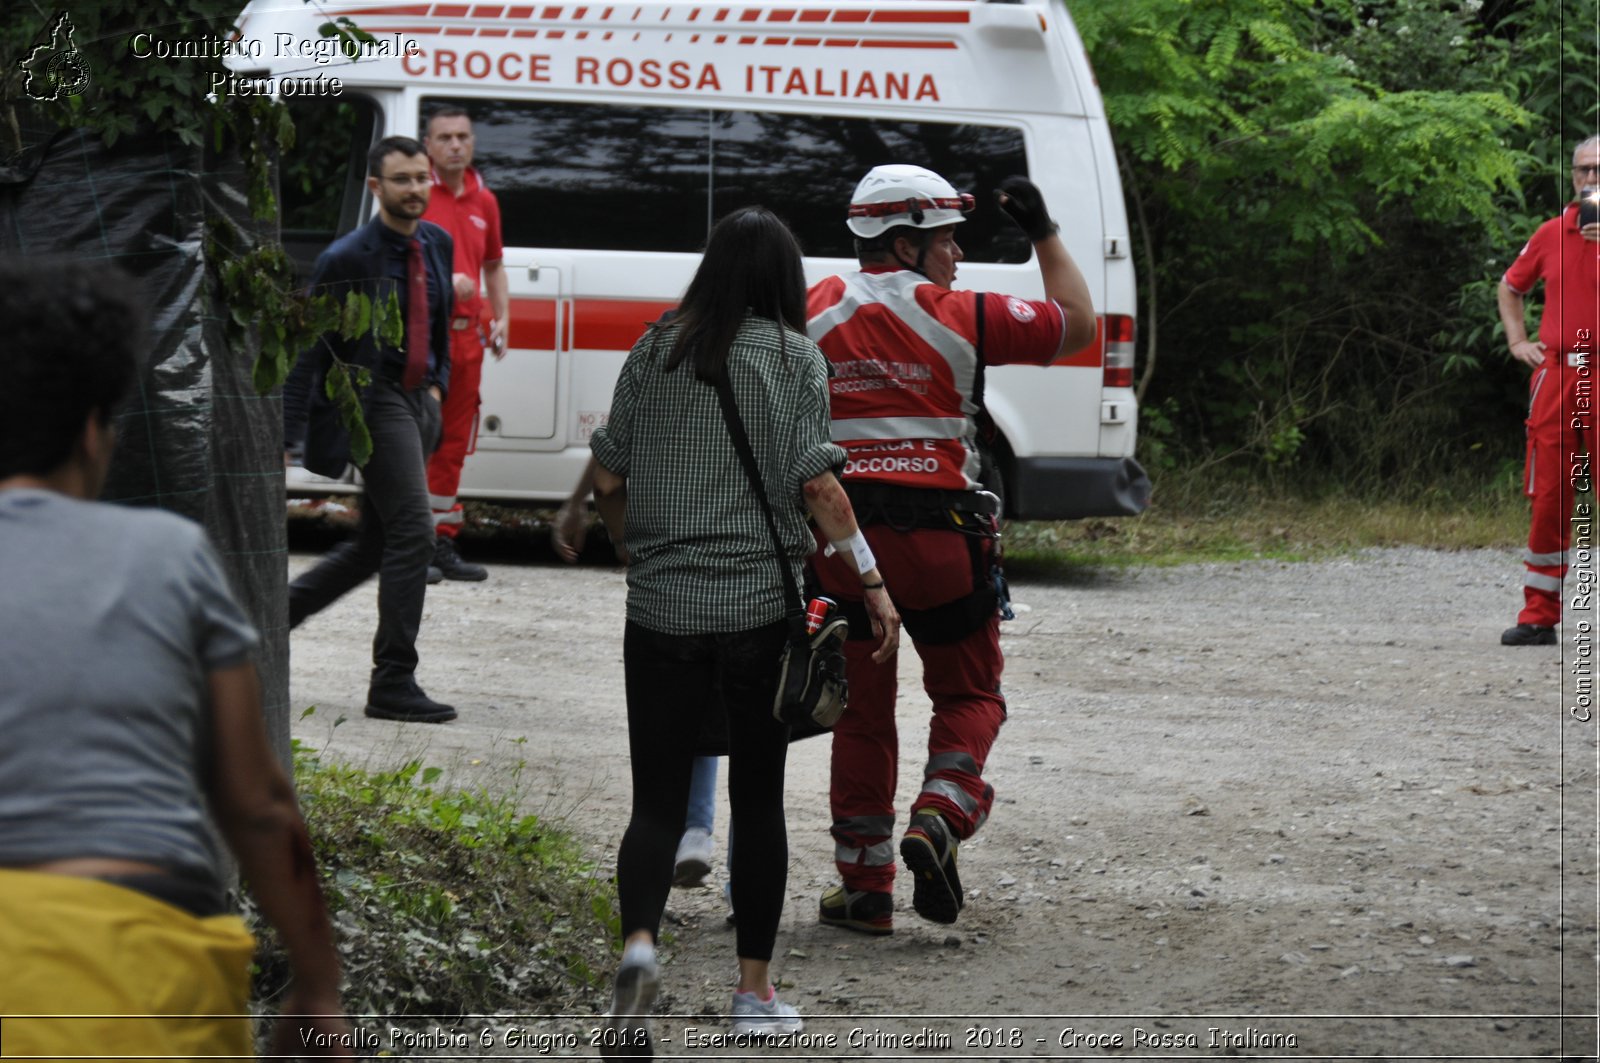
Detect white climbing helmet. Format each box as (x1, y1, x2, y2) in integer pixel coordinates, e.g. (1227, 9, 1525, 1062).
(846, 164, 975, 239)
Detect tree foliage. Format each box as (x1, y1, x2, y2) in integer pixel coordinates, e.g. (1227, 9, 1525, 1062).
(1074, 0, 1594, 492)
(0, 2, 390, 465)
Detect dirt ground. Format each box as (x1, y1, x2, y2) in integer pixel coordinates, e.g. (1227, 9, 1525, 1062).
(286, 544, 1599, 1060)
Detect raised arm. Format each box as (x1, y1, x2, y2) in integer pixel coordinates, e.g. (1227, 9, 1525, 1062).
(996, 176, 1096, 354)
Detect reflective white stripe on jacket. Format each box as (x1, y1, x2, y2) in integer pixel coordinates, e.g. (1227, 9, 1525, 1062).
(809, 270, 983, 489)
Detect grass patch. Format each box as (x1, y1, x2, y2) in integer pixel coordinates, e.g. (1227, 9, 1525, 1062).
(245, 741, 618, 1024)
(1003, 471, 1531, 577)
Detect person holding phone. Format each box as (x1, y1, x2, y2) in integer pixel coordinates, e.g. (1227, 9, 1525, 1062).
(1497, 135, 1600, 645)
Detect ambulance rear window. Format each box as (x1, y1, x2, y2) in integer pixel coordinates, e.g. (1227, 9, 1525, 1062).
(423, 97, 1032, 264)
(282, 96, 379, 279)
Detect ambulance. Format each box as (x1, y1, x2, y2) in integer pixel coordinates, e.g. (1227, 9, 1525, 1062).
(234, 0, 1149, 518)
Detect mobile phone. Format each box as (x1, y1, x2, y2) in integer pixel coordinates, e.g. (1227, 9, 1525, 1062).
(1581, 188, 1600, 228)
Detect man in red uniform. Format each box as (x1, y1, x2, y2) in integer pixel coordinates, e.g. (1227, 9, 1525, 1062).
(1499, 135, 1600, 645)
(421, 106, 509, 582)
(806, 165, 1095, 931)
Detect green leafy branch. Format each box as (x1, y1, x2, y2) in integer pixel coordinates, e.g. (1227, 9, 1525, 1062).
(210, 222, 403, 467)
(2, 2, 405, 468)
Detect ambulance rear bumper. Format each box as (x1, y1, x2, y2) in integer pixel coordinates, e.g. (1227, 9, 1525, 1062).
(1008, 456, 1151, 520)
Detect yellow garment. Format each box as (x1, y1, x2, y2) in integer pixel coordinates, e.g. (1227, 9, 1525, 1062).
(0, 869, 255, 1062)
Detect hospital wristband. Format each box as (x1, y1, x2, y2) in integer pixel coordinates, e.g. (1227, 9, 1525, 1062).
(829, 531, 877, 576)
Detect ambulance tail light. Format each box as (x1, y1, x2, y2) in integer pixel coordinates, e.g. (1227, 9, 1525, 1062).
(1103, 315, 1135, 388)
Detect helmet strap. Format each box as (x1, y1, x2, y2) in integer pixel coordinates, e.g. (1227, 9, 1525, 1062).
(890, 232, 931, 280)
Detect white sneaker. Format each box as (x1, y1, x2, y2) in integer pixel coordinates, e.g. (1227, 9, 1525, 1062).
(730, 987, 803, 1037)
(602, 940, 657, 1058)
(673, 827, 714, 888)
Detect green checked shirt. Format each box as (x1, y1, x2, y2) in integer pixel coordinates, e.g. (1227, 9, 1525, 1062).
(590, 313, 846, 635)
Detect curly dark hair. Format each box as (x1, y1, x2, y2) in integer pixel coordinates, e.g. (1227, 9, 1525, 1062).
(0, 257, 142, 479)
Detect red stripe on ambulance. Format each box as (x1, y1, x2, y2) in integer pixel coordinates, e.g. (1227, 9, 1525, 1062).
(869, 8, 967, 20)
(510, 296, 1108, 367)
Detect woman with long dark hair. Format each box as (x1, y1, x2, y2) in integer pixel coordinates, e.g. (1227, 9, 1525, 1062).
(588, 207, 899, 1050)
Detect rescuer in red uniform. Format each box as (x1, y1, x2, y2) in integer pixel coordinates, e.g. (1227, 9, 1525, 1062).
(806, 165, 1095, 931)
(421, 106, 509, 582)
(1498, 135, 1600, 646)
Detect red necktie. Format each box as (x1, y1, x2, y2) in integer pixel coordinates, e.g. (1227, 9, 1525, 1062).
(404, 237, 429, 390)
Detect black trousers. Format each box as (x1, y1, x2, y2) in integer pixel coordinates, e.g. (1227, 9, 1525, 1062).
(617, 618, 791, 962)
(289, 380, 442, 689)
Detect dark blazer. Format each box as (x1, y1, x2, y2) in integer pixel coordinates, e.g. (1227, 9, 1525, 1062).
(283, 217, 454, 477)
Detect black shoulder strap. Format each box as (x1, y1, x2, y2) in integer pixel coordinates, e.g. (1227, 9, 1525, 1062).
(972, 290, 996, 443)
(710, 373, 807, 634)
(971, 290, 990, 410)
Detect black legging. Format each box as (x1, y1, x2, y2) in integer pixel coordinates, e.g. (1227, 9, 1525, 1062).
(617, 619, 791, 961)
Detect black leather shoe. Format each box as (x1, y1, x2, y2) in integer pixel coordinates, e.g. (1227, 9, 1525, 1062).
(426, 564, 444, 585)
(365, 682, 457, 723)
(434, 537, 488, 581)
(1501, 623, 1557, 646)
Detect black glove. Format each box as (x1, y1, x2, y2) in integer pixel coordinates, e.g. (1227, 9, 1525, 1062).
(995, 175, 1058, 242)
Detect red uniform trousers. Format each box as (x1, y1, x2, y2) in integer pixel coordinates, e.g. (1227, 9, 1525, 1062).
(425, 327, 484, 539)
(812, 524, 1005, 894)
(1521, 354, 1595, 626)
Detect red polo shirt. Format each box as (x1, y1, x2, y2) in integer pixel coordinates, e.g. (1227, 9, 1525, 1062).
(422, 166, 504, 323)
(1504, 202, 1600, 356)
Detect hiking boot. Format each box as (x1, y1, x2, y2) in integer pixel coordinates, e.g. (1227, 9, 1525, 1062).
(434, 537, 488, 581)
(818, 885, 893, 935)
(672, 827, 714, 888)
(900, 809, 963, 925)
(730, 986, 803, 1038)
(1501, 623, 1556, 646)
(364, 681, 457, 723)
(601, 940, 657, 1059)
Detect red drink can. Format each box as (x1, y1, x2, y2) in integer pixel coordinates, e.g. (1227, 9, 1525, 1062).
(805, 596, 836, 635)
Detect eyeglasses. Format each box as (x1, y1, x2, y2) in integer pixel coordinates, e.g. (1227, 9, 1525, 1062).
(379, 175, 431, 188)
(1575, 163, 1600, 176)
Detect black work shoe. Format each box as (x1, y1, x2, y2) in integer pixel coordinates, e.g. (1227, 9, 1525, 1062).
(1501, 623, 1557, 646)
(434, 537, 488, 581)
(364, 682, 457, 723)
(819, 885, 894, 935)
(426, 564, 444, 585)
(900, 809, 963, 925)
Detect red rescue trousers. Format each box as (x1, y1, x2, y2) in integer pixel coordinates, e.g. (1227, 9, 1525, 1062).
(812, 525, 1005, 894)
(425, 326, 484, 539)
(1520, 352, 1595, 627)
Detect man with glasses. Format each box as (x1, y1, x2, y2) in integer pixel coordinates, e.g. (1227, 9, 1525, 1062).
(1498, 135, 1600, 645)
(283, 136, 458, 721)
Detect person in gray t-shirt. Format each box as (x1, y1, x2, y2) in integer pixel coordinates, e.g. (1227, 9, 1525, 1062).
(0, 258, 352, 1058)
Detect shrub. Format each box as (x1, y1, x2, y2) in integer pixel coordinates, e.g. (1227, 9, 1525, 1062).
(243, 740, 619, 1031)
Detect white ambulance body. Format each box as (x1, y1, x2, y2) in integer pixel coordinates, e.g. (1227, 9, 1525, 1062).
(236, 0, 1148, 518)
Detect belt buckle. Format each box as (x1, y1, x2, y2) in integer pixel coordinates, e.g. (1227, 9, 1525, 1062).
(451, 318, 472, 331)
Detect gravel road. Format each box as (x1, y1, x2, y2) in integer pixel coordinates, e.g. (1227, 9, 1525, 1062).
(287, 545, 1598, 1059)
